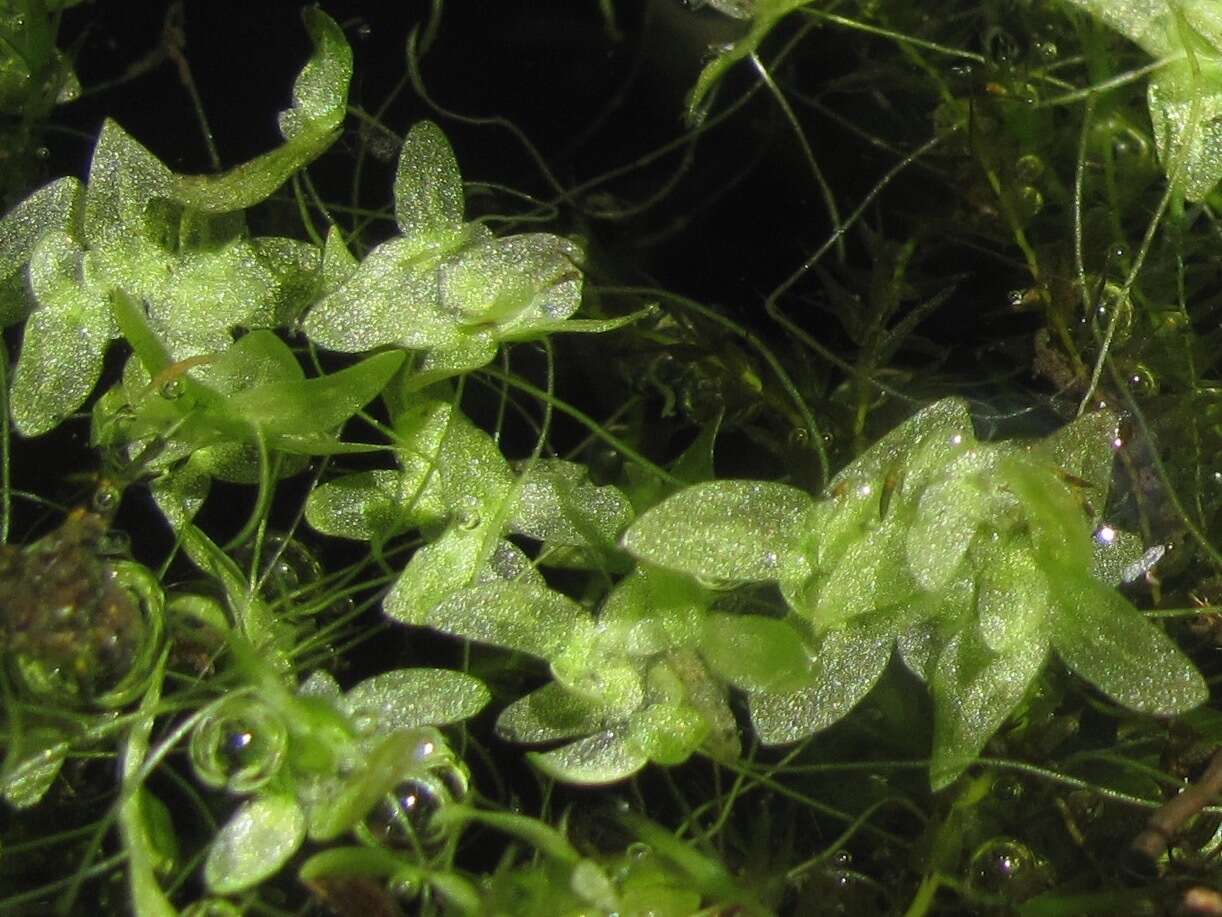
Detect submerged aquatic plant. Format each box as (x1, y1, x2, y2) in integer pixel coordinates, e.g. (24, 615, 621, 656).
(2, 1, 1221, 913)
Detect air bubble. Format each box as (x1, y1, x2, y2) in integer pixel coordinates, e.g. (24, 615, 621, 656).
(190, 695, 288, 793)
(1089, 282, 1132, 343)
(1127, 364, 1159, 397)
(1014, 154, 1044, 182)
(160, 378, 184, 400)
(1018, 185, 1044, 218)
(967, 837, 1050, 900)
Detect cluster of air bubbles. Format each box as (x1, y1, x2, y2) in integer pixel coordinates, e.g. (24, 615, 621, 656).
(190, 694, 289, 793)
(363, 726, 470, 851)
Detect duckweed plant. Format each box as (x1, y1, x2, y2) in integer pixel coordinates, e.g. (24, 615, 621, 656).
(3, 1, 1222, 914)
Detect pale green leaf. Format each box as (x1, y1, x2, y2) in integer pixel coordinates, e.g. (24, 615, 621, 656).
(1, 730, 67, 808)
(305, 469, 417, 541)
(749, 612, 897, 744)
(977, 545, 1050, 653)
(395, 121, 464, 242)
(625, 703, 708, 765)
(438, 233, 583, 331)
(511, 459, 634, 550)
(308, 729, 434, 841)
(83, 119, 174, 252)
(496, 683, 610, 744)
(699, 613, 813, 693)
(622, 480, 814, 582)
(0, 176, 82, 326)
(423, 580, 588, 659)
(11, 233, 113, 435)
(227, 349, 404, 437)
(341, 668, 490, 730)
(205, 793, 306, 894)
(277, 7, 352, 141)
(302, 235, 464, 351)
(1052, 575, 1207, 715)
(528, 728, 648, 784)
(928, 627, 1047, 790)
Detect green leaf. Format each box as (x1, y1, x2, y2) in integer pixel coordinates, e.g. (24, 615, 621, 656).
(383, 525, 537, 626)
(928, 627, 1047, 790)
(145, 240, 279, 345)
(299, 846, 406, 885)
(1063, 0, 1222, 200)
(749, 612, 897, 744)
(1027, 408, 1119, 515)
(511, 459, 635, 550)
(422, 580, 589, 660)
(622, 480, 815, 583)
(302, 235, 467, 352)
(977, 545, 1050, 653)
(496, 683, 611, 744)
(390, 396, 517, 522)
(528, 728, 649, 784)
(309, 729, 433, 841)
(685, 0, 818, 125)
(550, 619, 645, 715)
(999, 453, 1094, 573)
(699, 613, 813, 693)
(83, 119, 174, 253)
(227, 349, 403, 437)
(1, 729, 67, 808)
(439, 233, 583, 332)
(395, 121, 464, 243)
(625, 703, 708, 765)
(10, 231, 113, 435)
(277, 7, 352, 141)
(205, 793, 306, 894)
(341, 668, 490, 730)
(1051, 575, 1207, 715)
(168, 9, 349, 211)
(305, 469, 416, 541)
(0, 175, 82, 327)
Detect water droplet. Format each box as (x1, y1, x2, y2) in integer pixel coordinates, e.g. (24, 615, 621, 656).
(1014, 154, 1044, 182)
(788, 427, 811, 449)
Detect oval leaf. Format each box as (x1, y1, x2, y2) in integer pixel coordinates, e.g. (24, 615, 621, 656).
(622, 480, 814, 582)
(1052, 575, 1207, 716)
(342, 668, 489, 730)
(205, 793, 305, 895)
